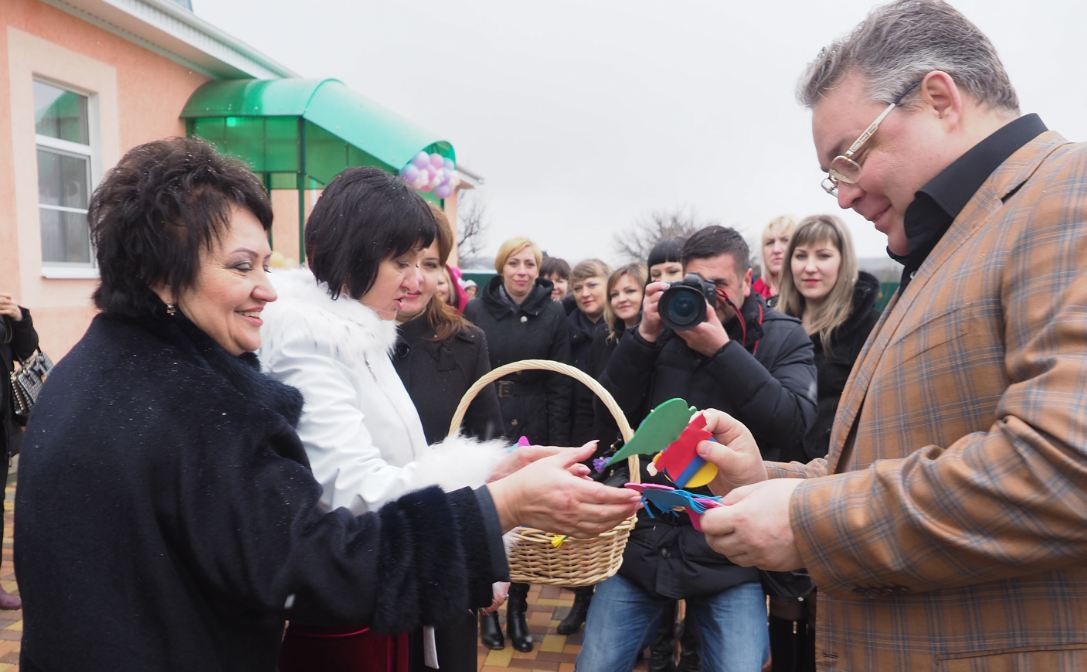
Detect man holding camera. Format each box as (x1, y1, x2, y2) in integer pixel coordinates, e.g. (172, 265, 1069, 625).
(576, 225, 816, 671)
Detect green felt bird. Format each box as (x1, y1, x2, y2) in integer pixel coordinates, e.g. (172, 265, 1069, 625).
(606, 398, 697, 467)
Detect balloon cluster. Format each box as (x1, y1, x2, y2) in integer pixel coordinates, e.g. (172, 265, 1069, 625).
(400, 151, 459, 199)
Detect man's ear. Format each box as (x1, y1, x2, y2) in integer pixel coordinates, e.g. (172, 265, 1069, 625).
(742, 268, 753, 298)
(919, 70, 963, 127)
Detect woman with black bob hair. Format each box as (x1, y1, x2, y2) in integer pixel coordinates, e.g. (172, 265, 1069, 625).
(260, 167, 632, 671)
(14, 138, 638, 672)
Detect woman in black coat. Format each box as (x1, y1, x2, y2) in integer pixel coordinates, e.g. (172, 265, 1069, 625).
(0, 295, 39, 611)
(394, 206, 504, 671)
(463, 237, 574, 653)
(771, 213, 881, 672)
(567, 258, 610, 447)
(13, 137, 639, 672)
(394, 207, 503, 446)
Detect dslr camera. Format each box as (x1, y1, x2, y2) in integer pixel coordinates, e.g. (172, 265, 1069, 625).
(658, 273, 716, 331)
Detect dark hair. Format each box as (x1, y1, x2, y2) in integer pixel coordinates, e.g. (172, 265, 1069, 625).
(540, 256, 571, 280)
(647, 239, 684, 268)
(306, 167, 437, 300)
(89, 136, 272, 317)
(682, 225, 751, 272)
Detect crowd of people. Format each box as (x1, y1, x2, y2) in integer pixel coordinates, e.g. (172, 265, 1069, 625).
(5, 0, 1087, 670)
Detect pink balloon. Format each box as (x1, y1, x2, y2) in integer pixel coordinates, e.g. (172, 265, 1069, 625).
(401, 164, 420, 182)
(412, 152, 429, 169)
(435, 183, 453, 199)
(429, 153, 445, 169)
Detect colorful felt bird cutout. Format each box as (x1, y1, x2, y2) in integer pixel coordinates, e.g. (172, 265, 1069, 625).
(652, 413, 718, 489)
(606, 398, 696, 467)
(625, 483, 723, 532)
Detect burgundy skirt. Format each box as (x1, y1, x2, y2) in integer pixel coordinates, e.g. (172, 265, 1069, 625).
(278, 623, 409, 672)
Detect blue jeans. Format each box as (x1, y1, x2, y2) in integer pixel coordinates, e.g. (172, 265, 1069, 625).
(575, 573, 767, 671)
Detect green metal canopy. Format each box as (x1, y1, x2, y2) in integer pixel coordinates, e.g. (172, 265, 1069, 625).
(181, 78, 454, 186)
(181, 78, 455, 260)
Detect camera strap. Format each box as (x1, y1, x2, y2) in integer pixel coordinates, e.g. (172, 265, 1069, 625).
(717, 290, 764, 355)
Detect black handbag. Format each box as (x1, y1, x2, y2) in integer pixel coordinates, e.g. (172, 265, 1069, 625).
(10, 349, 54, 423)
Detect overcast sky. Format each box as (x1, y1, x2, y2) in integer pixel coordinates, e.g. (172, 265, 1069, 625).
(195, 1, 1087, 267)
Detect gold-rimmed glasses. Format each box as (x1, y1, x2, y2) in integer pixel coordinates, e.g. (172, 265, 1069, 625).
(821, 81, 921, 196)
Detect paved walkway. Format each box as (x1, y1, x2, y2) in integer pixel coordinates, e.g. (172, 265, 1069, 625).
(0, 462, 651, 671)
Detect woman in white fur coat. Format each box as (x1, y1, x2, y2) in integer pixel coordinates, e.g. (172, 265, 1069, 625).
(261, 167, 515, 672)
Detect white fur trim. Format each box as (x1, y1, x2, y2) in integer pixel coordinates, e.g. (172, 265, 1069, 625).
(262, 268, 399, 360)
(410, 434, 508, 492)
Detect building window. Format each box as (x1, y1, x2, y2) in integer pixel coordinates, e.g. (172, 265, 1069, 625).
(34, 80, 94, 267)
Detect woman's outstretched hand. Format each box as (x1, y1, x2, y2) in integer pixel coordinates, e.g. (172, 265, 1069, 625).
(487, 443, 641, 535)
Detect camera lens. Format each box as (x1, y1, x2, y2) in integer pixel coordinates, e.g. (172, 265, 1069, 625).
(659, 286, 707, 331)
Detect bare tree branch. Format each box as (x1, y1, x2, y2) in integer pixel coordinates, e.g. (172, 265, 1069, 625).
(613, 208, 718, 262)
(456, 192, 489, 265)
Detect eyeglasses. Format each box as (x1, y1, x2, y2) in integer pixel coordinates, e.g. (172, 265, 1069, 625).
(820, 81, 921, 196)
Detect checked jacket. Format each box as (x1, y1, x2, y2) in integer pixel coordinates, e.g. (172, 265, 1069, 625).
(769, 131, 1087, 670)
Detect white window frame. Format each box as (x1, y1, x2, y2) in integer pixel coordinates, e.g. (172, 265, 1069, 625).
(34, 78, 100, 279)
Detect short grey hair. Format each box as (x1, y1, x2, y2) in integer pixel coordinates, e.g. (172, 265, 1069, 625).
(797, 0, 1018, 112)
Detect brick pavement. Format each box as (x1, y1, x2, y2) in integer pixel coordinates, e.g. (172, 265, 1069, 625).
(0, 461, 653, 671)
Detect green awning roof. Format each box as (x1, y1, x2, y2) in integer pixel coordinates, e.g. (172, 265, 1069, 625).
(181, 78, 454, 186)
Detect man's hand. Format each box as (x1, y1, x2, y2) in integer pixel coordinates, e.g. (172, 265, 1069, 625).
(487, 444, 641, 535)
(675, 301, 729, 357)
(0, 293, 23, 322)
(696, 409, 768, 496)
(700, 478, 804, 571)
(637, 282, 669, 343)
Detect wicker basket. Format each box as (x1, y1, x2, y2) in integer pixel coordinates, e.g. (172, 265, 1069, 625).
(448, 359, 639, 587)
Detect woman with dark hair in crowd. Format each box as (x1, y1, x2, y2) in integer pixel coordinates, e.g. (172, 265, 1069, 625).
(754, 214, 798, 305)
(540, 255, 571, 303)
(464, 238, 574, 653)
(13, 138, 639, 671)
(770, 213, 880, 672)
(0, 291, 38, 611)
(646, 239, 685, 283)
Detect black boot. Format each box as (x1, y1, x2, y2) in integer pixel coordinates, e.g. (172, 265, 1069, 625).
(507, 582, 534, 652)
(557, 586, 593, 635)
(479, 611, 504, 650)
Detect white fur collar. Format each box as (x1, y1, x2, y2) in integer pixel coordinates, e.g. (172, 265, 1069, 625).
(262, 267, 399, 357)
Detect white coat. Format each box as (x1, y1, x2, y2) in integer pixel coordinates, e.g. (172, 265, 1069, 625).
(260, 268, 505, 515)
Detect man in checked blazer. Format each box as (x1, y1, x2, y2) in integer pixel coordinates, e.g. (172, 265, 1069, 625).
(693, 0, 1087, 669)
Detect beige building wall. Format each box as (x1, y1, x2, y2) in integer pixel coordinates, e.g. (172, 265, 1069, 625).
(1, 0, 208, 358)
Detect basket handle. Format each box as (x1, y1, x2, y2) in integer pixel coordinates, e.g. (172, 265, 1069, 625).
(448, 359, 640, 485)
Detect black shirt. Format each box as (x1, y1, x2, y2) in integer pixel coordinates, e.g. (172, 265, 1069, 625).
(893, 114, 1047, 289)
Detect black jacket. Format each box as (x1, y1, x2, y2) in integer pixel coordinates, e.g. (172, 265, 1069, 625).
(15, 313, 504, 672)
(464, 277, 573, 445)
(393, 316, 504, 444)
(0, 309, 39, 457)
(602, 294, 817, 598)
(567, 309, 607, 446)
(802, 271, 881, 461)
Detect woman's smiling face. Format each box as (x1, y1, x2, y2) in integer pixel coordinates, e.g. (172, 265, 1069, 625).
(173, 206, 276, 355)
